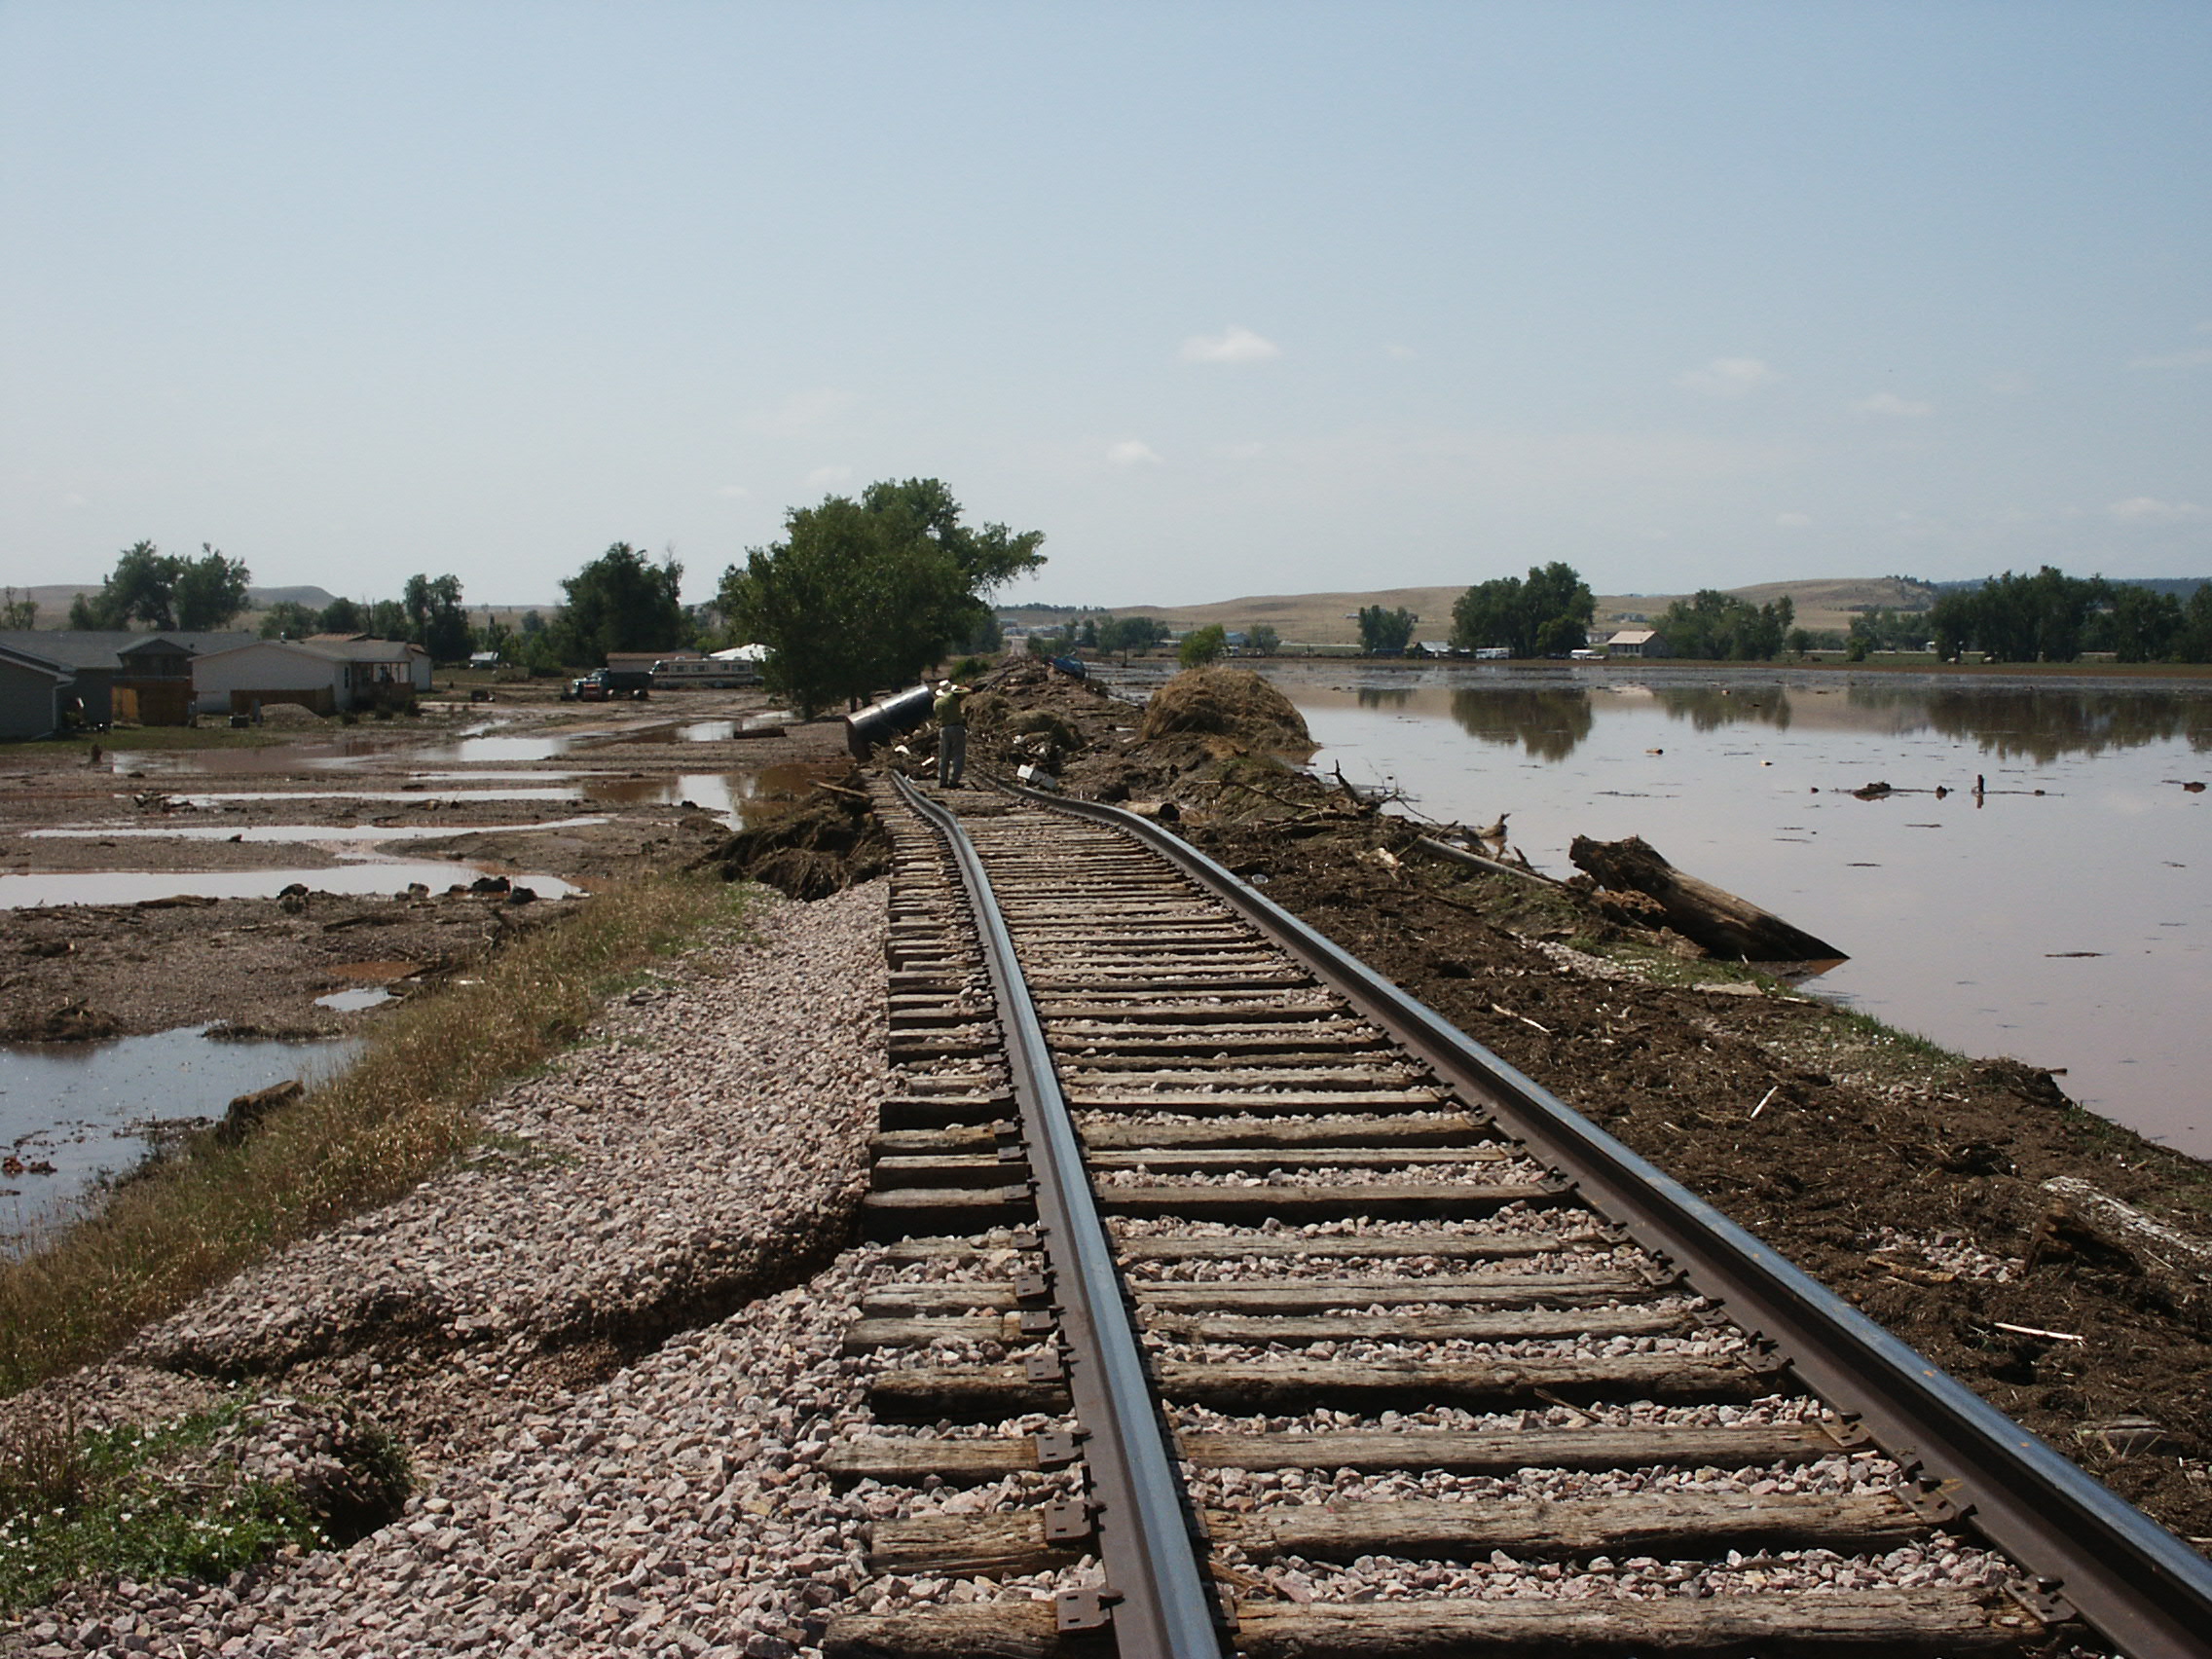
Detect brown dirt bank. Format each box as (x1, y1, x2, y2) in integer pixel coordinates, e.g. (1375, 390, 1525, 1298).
(895, 658, 2212, 1550)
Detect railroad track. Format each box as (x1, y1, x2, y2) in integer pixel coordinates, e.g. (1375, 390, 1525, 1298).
(821, 775, 2212, 1659)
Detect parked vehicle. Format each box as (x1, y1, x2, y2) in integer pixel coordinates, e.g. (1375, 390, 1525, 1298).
(561, 669, 649, 702)
(650, 657, 758, 688)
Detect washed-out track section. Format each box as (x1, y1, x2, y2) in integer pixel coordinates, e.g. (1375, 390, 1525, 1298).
(822, 776, 2212, 1659)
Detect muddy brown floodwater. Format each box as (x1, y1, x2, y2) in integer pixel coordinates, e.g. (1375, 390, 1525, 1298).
(1099, 663, 2212, 1160)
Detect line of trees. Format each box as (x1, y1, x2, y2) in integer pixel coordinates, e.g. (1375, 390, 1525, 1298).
(1449, 564, 1595, 657)
(1654, 590, 1798, 661)
(1927, 568, 2212, 663)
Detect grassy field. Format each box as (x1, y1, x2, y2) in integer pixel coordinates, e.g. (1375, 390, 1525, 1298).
(0, 871, 756, 1398)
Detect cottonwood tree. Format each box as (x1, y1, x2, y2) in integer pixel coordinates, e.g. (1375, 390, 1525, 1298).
(1659, 591, 1794, 660)
(69, 541, 251, 631)
(1449, 563, 1594, 657)
(173, 545, 252, 629)
(719, 478, 1045, 717)
(259, 601, 319, 639)
(1357, 605, 1419, 655)
(558, 544, 687, 664)
(1245, 623, 1281, 655)
(402, 572, 473, 663)
(1178, 624, 1229, 667)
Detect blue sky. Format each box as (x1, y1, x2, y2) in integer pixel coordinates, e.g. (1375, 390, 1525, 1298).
(4, 1, 2207, 608)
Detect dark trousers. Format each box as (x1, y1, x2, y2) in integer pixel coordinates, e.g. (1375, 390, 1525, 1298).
(938, 723, 967, 786)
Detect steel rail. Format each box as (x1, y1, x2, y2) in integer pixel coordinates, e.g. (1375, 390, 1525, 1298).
(997, 778, 2212, 1659)
(888, 774, 1228, 1659)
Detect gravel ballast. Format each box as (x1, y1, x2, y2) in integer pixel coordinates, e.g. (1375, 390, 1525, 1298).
(8, 880, 904, 1651)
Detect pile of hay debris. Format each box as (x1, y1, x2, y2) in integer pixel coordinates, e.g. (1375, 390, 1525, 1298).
(1137, 666, 1315, 757)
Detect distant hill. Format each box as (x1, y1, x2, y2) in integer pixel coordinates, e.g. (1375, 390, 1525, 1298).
(2, 583, 340, 627)
(1004, 575, 1950, 645)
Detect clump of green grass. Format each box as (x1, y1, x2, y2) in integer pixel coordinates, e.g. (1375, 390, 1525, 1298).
(0, 1397, 406, 1610)
(0, 872, 756, 1396)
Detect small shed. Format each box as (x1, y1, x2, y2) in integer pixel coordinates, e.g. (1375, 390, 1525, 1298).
(1606, 628, 1668, 659)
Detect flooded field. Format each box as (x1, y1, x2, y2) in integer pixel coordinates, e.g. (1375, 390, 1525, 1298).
(1216, 665, 2210, 1159)
(0, 689, 852, 1215)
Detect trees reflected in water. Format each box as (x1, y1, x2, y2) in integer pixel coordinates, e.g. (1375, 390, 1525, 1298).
(1419, 679, 2209, 763)
(1449, 688, 1595, 760)
(1846, 684, 2212, 762)
(1646, 684, 1796, 733)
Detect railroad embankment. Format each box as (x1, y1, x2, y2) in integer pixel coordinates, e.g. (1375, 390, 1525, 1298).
(6, 657, 2210, 1645)
(2, 882, 888, 1644)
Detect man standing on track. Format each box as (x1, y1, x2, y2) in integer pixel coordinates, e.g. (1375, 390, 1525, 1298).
(934, 679, 970, 789)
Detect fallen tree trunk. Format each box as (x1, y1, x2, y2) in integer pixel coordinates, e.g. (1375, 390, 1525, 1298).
(1568, 834, 1847, 962)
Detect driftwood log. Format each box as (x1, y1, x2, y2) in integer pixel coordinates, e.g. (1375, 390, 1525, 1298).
(1568, 834, 1846, 963)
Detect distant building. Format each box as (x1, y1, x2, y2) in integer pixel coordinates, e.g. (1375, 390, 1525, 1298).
(192, 637, 430, 717)
(1605, 628, 1668, 658)
(0, 630, 255, 725)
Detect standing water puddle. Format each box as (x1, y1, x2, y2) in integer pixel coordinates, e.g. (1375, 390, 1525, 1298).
(2, 1025, 360, 1249)
(0, 864, 584, 908)
(27, 815, 611, 844)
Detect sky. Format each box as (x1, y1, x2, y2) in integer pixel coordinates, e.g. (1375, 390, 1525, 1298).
(3, 1, 2208, 610)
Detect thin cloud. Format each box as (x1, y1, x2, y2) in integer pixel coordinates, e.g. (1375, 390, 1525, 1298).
(1853, 392, 1934, 418)
(751, 388, 857, 436)
(1107, 439, 1163, 466)
(1383, 344, 1417, 361)
(2108, 496, 2204, 524)
(1677, 357, 1778, 398)
(715, 484, 753, 499)
(1180, 325, 1281, 365)
(803, 463, 852, 491)
(1775, 511, 1814, 529)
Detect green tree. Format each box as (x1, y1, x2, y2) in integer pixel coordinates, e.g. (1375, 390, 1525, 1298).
(2095, 585, 2185, 662)
(1179, 623, 1229, 667)
(173, 545, 252, 630)
(110, 540, 182, 629)
(2176, 583, 2212, 663)
(402, 573, 473, 663)
(72, 540, 185, 630)
(1245, 623, 1280, 655)
(1, 589, 38, 629)
(1097, 614, 1165, 655)
(318, 596, 364, 634)
(1656, 590, 1793, 660)
(719, 480, 1044, 718)
(258, 601, 319, 640)
(367, 599, 409, 640)
(1357, 606, 1418, 655)
(1449, 563, 1594, 656)
(559, 544, 686, 664)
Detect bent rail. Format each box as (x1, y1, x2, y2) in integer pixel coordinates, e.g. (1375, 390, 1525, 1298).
(1005, 779, 2212, 1659)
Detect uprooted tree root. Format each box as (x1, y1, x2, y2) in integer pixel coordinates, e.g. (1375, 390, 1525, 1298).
(692, 768, 890, 900)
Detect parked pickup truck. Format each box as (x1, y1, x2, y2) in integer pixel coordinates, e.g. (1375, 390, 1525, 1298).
(562, 669, 651, 702)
